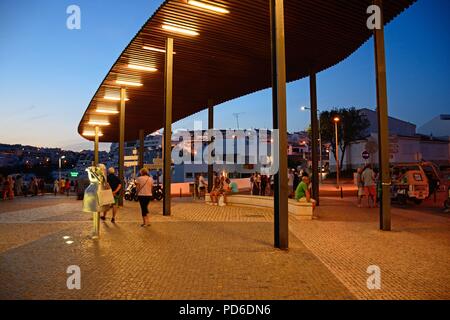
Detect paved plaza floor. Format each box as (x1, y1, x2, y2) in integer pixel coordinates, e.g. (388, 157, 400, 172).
(0, 195, 449, 300)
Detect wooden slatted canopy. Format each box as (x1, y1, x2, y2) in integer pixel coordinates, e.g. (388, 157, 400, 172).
(78, 0, 415, 142)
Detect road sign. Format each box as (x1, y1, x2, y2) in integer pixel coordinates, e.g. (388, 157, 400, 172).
(362, 151, 370, 160)
(124, 161, 138, 167)
(124, 155, 138, 161)
(144, 164, 161, 170)
(70, 171, 79, 177)
(153, 158, 163, 165)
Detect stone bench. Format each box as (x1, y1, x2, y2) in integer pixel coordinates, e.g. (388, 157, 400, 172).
(205, 194, 314, 220)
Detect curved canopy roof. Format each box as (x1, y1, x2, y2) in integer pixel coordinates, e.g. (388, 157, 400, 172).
(78, 0, 415, 142)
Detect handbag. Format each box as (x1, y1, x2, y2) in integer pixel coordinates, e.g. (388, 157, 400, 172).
(97, 188, 115, 206)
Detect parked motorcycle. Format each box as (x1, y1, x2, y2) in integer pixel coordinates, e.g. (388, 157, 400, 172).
(124, 180, 138, 202)
(151, 184, 163, 201)
(125, 180, 163, 202)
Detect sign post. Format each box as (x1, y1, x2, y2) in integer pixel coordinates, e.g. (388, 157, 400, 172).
(362, 150, 370, 166)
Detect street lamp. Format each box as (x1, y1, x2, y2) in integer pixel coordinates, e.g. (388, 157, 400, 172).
(59, 155, 66, 182)
(300, 106, 323, 182)
(333, 117, 341, 189)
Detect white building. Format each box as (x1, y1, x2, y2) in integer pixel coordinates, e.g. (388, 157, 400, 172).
(329, 109, 450, 170)
(418, 114, 450, 138)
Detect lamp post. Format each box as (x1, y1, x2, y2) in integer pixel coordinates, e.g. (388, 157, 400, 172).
(59, 155, 66, 182)
(333, 116, 340, 189)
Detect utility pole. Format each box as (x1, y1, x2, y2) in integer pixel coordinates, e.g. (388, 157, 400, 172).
(232, 112, 245, 129)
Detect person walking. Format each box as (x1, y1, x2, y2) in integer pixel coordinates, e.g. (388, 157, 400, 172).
(101, 167, 122, 223)
(260, 175, 267, 196)
(361, 164, 377, 208)
(54, 179, 59, 196)
(209, 174, 224, 206)
(135, 168, 154, 227)
(3, 176, 11, 200)
(15, 175, 23, 196)
(60, 178, 65, 195)
(252, 172, 261, 196)
(355, 167, 364, 207)
(65, 179, 71, 196)
(198, 173, 207, 199)
(288, 169, 295, 197)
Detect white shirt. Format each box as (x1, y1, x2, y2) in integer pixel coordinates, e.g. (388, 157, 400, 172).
(136, 175, 154, 196)
(288, 173, 294, 186)
(199, 175, 206, 187)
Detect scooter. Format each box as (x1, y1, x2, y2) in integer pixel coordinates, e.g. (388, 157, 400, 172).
(124, 180, 139, 201)
(125, 180, 163, 202)
(151, 184, 163, 201)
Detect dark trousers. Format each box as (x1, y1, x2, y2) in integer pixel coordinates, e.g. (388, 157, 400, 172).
(138, 196, 152, 216)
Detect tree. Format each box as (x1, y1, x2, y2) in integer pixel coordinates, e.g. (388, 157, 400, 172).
(319, 108, 370, 171)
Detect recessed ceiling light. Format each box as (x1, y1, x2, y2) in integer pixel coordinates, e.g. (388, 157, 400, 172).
(103, 96, 129, 101)
(88, 120, 110, 126)
(128, 64, 158, 72)
(142, 46, 176, 54)
(116, 80, 143, 87)
(82, 131, 104, 137)
(162, 24, 199, 36)
(95, 108, 119, 114)
(188, 0, 229, 14)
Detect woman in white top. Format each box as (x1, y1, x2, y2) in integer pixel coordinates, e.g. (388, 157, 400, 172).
(135, 168, 154, 227)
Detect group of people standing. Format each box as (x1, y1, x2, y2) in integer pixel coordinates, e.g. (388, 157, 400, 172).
(1, 175, 15, 200)
(53, 178, 78, 196)
(355, 164, 379, 208)
(0, 175, 46, 200)
(250, 173, 273, 196)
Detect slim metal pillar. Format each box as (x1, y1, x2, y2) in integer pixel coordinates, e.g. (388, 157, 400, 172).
(207, 99, 214, 192)
(270, 0, 289, 249)
(118, 87, 126, 207)
(94, 126, 99, 167)
(374, 0, 391, 231)
(309, 72, 319, 206)
(163, 37, 174, 216)
(139, 129, 145, 170)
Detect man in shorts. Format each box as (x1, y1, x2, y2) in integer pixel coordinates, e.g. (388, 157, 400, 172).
(361, 164, 376, 208)
(101, 167, 122, 223)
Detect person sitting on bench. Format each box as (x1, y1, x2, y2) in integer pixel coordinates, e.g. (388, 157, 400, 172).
(295, 175, 316, 209)
(209, 175, 224, 206)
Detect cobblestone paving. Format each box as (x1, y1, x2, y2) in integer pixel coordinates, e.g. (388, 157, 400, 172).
(0, 195, 449, 300)
(0, 195, 74, 214)
(289, 197, 450, 300)
(0, 197, 353, 300)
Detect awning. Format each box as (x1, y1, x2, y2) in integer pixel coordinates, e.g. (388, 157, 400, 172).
(78, 0, 415, 142)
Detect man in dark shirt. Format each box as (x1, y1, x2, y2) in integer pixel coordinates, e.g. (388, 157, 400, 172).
(101, 167, 122, 223)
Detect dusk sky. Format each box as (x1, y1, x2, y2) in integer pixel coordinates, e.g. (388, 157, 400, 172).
(0, 0, 449, 151)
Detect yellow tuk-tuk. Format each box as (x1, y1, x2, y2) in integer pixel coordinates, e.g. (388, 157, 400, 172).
(391, 164, 429, 205)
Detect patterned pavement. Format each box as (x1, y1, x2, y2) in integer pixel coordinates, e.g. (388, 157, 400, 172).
(0, 195, 449, 300)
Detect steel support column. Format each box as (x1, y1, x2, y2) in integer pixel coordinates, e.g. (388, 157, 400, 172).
(270, 0, 289, 249)
(118, 87, 126, 207)
(94, 126, 99, 167)
(374, 0, 391, 231)
(139, 129, 145, 170)
(309, 72, 319, 206)
(163, 37, 174, 216)
(207, 99, 214, 193)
